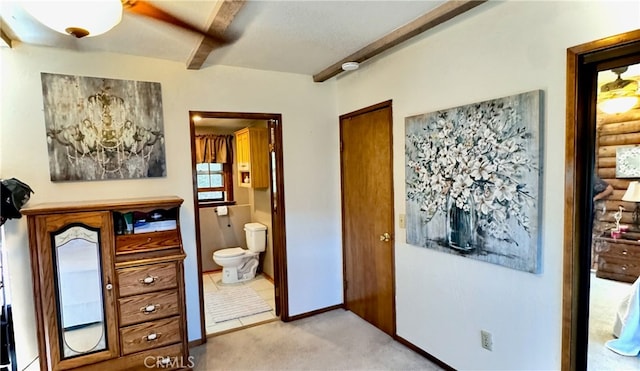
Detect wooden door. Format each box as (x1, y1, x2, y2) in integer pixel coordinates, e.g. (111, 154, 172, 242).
(236, 129, 250, 165)
(340, 100, 395, 335)
(32, 211, 118, 370)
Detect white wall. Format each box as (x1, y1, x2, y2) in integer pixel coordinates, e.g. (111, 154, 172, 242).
(0, 44, 342, 368)
(4, 1, 637, 370)
(335, 1, 639, 370)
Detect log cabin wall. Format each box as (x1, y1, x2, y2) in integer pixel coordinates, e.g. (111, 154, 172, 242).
(596, 107, 640, 230)
(593, 104, 640, 282)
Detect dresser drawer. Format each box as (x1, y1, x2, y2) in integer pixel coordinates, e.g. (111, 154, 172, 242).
(120, 316, 182, 355)
(597, 239, 640, 259)
(119, 290, 180, 326)
(597, 255, 640, 283)
(118, 263, 177, 297)
(123, 343, 186, 371)
(116, 230, 181, 255)
(73, 342, 186, 371)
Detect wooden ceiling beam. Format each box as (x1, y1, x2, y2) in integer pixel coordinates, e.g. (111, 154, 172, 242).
(186, 0, 245, 70)
(0, 29, 12, 48)
(312, 0, 487, 83)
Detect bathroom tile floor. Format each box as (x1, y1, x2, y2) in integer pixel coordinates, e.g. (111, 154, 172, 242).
(203, 271, 278, 336)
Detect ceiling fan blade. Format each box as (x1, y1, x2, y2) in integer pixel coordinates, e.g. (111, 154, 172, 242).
(122, 0, 228, 44)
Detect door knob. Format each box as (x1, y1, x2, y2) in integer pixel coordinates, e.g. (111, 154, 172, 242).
(379, 232, 391, 242)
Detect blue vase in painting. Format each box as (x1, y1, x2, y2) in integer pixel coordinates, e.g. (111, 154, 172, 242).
(446, 195, 476, 251)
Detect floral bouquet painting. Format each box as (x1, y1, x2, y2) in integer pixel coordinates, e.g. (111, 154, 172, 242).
(405, 90, 543, 273)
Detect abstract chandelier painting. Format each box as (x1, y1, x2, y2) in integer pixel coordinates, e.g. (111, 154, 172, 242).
(40, 73, 167, 181)
(405, 90, 543, 273)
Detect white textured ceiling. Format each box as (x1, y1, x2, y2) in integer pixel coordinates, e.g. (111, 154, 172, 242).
(1, 1, 446, 76)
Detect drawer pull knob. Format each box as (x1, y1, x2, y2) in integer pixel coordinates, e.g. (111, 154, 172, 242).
(106, 283, 113, 290)
(147, 237, 152, 243)
(622, 250, 628, 255)
(141, 304, 160, 314)
(622, 266, 628, 271)
(159, 357, 171, 365)
(139, 275, 158, 285)
(144, 332, 161, 342)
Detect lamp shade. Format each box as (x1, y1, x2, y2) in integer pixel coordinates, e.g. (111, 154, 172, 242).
(24, 1, 123, 38)
(622, 181, 640, 202)
(599, 96, 639, 115)
(598, 67, 639, 114)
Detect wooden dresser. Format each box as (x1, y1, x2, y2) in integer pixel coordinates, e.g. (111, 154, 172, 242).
(592, 106, 640, 282)
(595, 230, 640, 283)
(22, 196, 190, 371)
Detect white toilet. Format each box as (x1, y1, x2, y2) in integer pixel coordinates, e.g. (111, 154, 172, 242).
(213, 222, 267, 284)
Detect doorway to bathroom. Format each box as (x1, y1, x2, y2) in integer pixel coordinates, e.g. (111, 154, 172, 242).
(188, 111, 289, 341)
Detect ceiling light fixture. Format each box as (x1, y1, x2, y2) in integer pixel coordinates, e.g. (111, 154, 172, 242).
(23, 0, 123, 38)
(341, 62, 359, 71)
(598, 67, 639, 114)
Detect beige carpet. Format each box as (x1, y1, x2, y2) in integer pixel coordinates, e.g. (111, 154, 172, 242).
(191, 309, 443, 371)
(588, 273, 640, 370)
(204, 285, 272, 323)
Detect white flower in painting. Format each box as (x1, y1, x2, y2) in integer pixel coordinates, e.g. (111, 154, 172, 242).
(406, 97, 537, 243)
(451, 173, 473, 209)
(492, 178, 516, 202)
(474, 189, 495, 216)
(470, 157, 496, 181)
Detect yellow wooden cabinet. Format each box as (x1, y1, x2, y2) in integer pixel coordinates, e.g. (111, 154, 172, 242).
(234, 126, 269, 189)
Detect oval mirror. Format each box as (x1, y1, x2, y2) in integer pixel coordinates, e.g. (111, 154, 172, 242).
(53, 225, 107, 358)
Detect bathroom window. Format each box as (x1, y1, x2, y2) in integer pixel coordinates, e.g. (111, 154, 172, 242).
(196, 163, 233, 202)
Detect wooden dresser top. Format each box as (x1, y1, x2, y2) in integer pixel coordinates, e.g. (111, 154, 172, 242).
(21, 196, 184, 216)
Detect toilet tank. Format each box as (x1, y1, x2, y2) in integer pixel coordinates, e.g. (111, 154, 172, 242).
(244, 222, 267, 252)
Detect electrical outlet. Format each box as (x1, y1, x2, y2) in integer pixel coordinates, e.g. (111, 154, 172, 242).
(481, 330, 493, 351)
(399, 214, 406, 229)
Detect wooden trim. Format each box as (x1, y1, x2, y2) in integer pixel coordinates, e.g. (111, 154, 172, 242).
(188, 338, 205, 348)
(198, 201, 237, 209)
(563, 29, 640, 371)
(285, 304, 344, 322)
(191, 111, 281, 121)
(186, 0, 246, 70)
(563, 44, 579, 371)
(339, 100, 393, 120)
(268, 116, 290, 321)
(27, 217, 47, 371)
(262, 272, 274, 283)
(394, 335, 455, 371)
(312, 0, 487, 82)
(224, 161, 234, 201)
(189, 113, 208, 345)
(387, 103, 397, 337)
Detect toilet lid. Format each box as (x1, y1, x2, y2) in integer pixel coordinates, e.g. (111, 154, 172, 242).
(214, 247, 245, 258)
